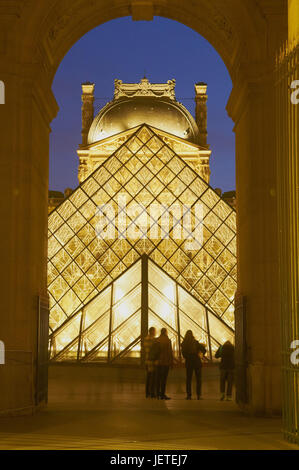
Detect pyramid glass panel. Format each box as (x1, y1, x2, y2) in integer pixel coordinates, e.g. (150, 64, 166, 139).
(83, 339, 110, 362)
(148, 286, 177, 330)
(112, 286, 141, 330)
(112, 339, 142, 364)
(48, 125, 237, 361)
(110, 310, 141, 360)
(148, 262, 176, 304)
(148, 310, 180, 358)
(179, 310, 209, 351)
(80, 310, 110, 358)
(49, 256, 234, 363)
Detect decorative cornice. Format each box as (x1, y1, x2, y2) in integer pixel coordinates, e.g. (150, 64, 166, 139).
(213, 13, 233, 42)
(114, 78, 176, 100)
(47, 6, 76, 43)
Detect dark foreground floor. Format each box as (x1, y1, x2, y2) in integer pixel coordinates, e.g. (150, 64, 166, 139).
(0, 366, 297, 450)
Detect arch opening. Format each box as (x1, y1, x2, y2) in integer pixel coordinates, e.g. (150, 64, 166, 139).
(0, 0, 291, 430)
(48, 17, 237, 367)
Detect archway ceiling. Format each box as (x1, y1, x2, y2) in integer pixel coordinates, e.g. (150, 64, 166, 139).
(14, 0, 279, 85)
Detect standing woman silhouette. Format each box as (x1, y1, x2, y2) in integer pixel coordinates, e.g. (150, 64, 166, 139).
(181, 330, 206, 400)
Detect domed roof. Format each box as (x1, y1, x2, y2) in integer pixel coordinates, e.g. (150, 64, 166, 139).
(87, 79, 199, 145)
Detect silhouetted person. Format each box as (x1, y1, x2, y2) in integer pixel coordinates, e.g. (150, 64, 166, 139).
(156, 328, 173, 400)
(215, 340, 235, 401)
(144, 326, 157, 398)
(181, 330, 206, 400)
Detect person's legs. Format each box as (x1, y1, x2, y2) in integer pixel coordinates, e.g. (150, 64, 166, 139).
(194, 366, 202, 398)
(150, 367, 157, 397)
(145, 367, 151, 397)
(160, 366, 166, 397)
(226, 370, 234, 399)
(186, 366, 193, 398)
(161, 366, 169, 398)
(156, 366, 162, 398)
(220, 369, 227, 400)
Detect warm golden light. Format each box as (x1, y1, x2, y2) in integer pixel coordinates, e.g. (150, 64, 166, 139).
(49, 258, 234, 362)
(48, 125, 236, 361)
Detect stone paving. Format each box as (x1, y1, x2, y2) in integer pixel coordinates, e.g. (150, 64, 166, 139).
(0, 387, 297, 450)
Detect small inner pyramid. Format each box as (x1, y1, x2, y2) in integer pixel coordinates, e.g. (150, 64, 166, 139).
(49, 257, 234, 362)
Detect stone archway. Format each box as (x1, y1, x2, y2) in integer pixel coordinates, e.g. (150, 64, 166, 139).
(0, 0, 291, 417)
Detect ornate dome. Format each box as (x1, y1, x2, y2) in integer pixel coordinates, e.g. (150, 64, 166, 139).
(87, 79, 200, 145)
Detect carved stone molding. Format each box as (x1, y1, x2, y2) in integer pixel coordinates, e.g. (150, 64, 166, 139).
(114, 78, 176, 100)
(213, 13, 233, 42)
(48, 9, 75, 42)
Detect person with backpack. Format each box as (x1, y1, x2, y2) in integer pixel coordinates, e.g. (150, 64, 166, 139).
(181, 330, 206, 400)
(144, 326, 158, 398)
(215, 340, 235, 401)
(156, 328, 173, 400)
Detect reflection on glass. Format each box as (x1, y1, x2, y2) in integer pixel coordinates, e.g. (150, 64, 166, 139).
(149, 286, 177, 330)
(84, 286, 111, 328)
(179, 310, 208, 346)
(113, 260, 141, 303)
(53, 341, 79, 361)
(149, 262, 176, 303)
(111, 311, 141, 357)
(113, 340, 141, 362)
(89, 339, 109, 361)
(178, 286, 206, 329)
(54, 314, 81, 352)
(80, 311, 110, 357)
(50, 257, 234, 363)
(207, 311, 234, 345)
(112, 285, 141, 330)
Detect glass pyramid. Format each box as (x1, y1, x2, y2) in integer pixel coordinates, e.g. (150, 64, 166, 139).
(49, 257, 234, 363)
(48, 124, 237, 357)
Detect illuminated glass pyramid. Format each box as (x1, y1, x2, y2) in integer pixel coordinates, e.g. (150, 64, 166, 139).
(48, 124, 237, 361)
(49, 257, 234, 362)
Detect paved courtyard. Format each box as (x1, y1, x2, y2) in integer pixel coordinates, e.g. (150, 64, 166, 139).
(0, 372, 297, 450)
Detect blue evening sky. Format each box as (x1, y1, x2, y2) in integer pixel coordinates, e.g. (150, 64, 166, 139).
(50, 17, 235, 193)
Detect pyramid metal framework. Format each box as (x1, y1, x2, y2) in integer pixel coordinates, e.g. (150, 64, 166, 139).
(49, 256, 234, 362)
(48, 124, 237, 360)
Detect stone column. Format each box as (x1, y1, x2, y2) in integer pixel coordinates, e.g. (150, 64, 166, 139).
(288, 0, 299, 43)
(195, 83, 208, 147)
(227, 68, 281, 415)
(195, 156, 211, 183)
(276, 0, 299, 441)
(0, 59, 58, 414)
(81, 83, 95, 146)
